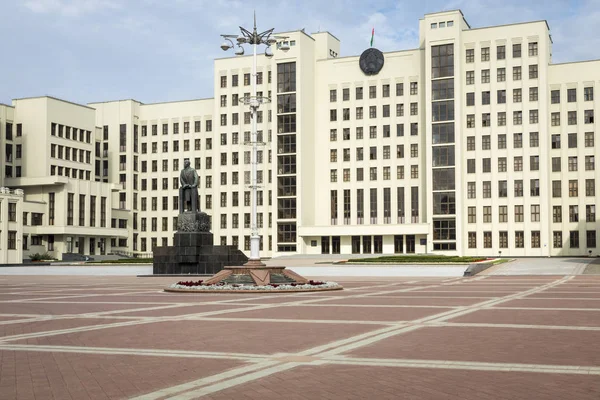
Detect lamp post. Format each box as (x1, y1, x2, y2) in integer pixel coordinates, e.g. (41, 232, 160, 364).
(220, 14, 288, 265)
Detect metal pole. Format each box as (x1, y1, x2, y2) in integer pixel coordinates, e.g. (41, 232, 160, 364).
(249, 40, 260, 262)
(221, 17, 285, 265)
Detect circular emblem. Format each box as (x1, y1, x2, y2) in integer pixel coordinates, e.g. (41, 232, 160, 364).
(359, 48, 385, 75)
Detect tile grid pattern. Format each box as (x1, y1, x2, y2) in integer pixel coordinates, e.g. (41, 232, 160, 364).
(0, 275, 599, 399)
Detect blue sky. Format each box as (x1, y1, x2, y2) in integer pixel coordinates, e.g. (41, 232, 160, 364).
(1, 0, 599, 106)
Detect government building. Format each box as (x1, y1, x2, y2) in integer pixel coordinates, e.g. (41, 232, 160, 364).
(0, 9, 599, 262)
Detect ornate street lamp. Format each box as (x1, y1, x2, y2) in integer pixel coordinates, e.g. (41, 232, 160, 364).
(221, 13, 288, 265)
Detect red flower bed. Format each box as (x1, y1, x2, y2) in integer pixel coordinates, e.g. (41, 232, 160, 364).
(176, 280, 204, 287)
(175, 279, 327, 288)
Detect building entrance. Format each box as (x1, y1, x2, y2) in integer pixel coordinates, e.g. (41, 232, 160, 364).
(331, 236, 341, 254)
(394, 235, 404, 253)
(406, 235, 416, 254)
(321, 236, 330, 254)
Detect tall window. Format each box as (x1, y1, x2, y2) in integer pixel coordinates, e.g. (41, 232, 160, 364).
(79, 195, 86, 226)
(100, 197, 107, 227)
(67, 193, 74, 226)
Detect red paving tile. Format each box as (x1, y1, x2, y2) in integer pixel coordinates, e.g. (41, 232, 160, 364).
(204, 364, 600, 400)
(526, 292, 600, 299)
(0, 302, 167, 315)
(422, 285, 525, 291)
(449, 308, 600, 327)
(309, 296, 481, 307)
(348, 326, 600, 366)
(0, 294, 86, 301)
(501, 298, 600, 309)
(218, 295, 326, 304)
(0, 318, 131, 338)
(210, 305, 445, 322)
(112, 303, 254, 317)
(0, 350, 242, 400)
(72, 293, 263, 303)
(371, 291, 497, 298)
(18, 320, 384, 355)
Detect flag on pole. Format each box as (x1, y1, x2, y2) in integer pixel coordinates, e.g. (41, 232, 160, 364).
(370, 28, 374, 47)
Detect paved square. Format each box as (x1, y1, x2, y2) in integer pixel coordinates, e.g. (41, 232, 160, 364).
(1, 274, 599, 399)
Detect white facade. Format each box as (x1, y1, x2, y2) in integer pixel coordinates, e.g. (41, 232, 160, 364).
(2, 9, 600, 261)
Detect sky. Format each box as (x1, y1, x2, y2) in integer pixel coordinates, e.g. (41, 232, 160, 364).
(1, 0, 599, 106)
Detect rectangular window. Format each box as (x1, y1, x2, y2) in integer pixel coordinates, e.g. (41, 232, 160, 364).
(481, 69, 490, 83)
(497, 68, 506, 82)
(513, 66, 521, 81)
(529, 42, 538, 56)
(587, 231, 596, 248)
(529, 65, 538, 79)
(497, 45, 505, 59)
(466, 49, 474, 63)
(513, 88, 522, 103)
(484, 232, 492, 248)
(553, 206, 562, 223)
(67, 193, 74, 225)
(570, 231, 579, 248)
(515, 231, 524, 248)
(514, 205, 524, 222)
(513, 43, 521, 58)
(466, 71, 474, 85)
(586, 179, 596, 196)
(529, 87, 538, 102)
(410, 82, 418, 95)
(532, 231, 541, 248)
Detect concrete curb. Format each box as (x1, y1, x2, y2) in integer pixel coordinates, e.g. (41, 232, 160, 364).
(463, 262, 496, 276)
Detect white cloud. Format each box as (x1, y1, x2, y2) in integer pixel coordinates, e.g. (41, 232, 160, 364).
(23, 0, 120, 17)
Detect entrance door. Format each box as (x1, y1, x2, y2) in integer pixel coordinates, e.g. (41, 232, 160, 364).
(89, 238, 95, 255)
(394, 235, 404, 253)
(406, 235, 416, 254)
(78, 237, 85, 254)
(331, 236, 341, 254)
(373, 235, 383, 254)
(362, 236, 372, 254)
(351, 236, 361, 254)
(321, 236, 330, 254)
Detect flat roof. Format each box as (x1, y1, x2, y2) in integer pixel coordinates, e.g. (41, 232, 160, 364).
(142, 97, 213, 106)
(467, 19, 550, 32)
(550, 58, 600, 67)
(12, 95, 96, 111)
(87, 99, 142, 106)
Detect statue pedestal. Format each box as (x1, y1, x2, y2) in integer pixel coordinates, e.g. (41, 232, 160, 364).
(176, 211, 211, 232)
(152, 212, 248, 275)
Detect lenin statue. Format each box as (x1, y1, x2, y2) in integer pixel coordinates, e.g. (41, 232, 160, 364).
(179, 158, 200, 214)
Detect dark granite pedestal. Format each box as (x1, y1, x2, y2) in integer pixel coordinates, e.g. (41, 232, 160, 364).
(153, 231, 248, 275)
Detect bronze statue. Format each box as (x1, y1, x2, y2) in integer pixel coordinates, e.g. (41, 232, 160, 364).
(179, 158, 199, 213)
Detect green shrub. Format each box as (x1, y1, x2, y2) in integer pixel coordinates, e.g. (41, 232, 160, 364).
(92, 258, 153, 264)
(347, 255, 488, 264)
(29, 252, 55, 261)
